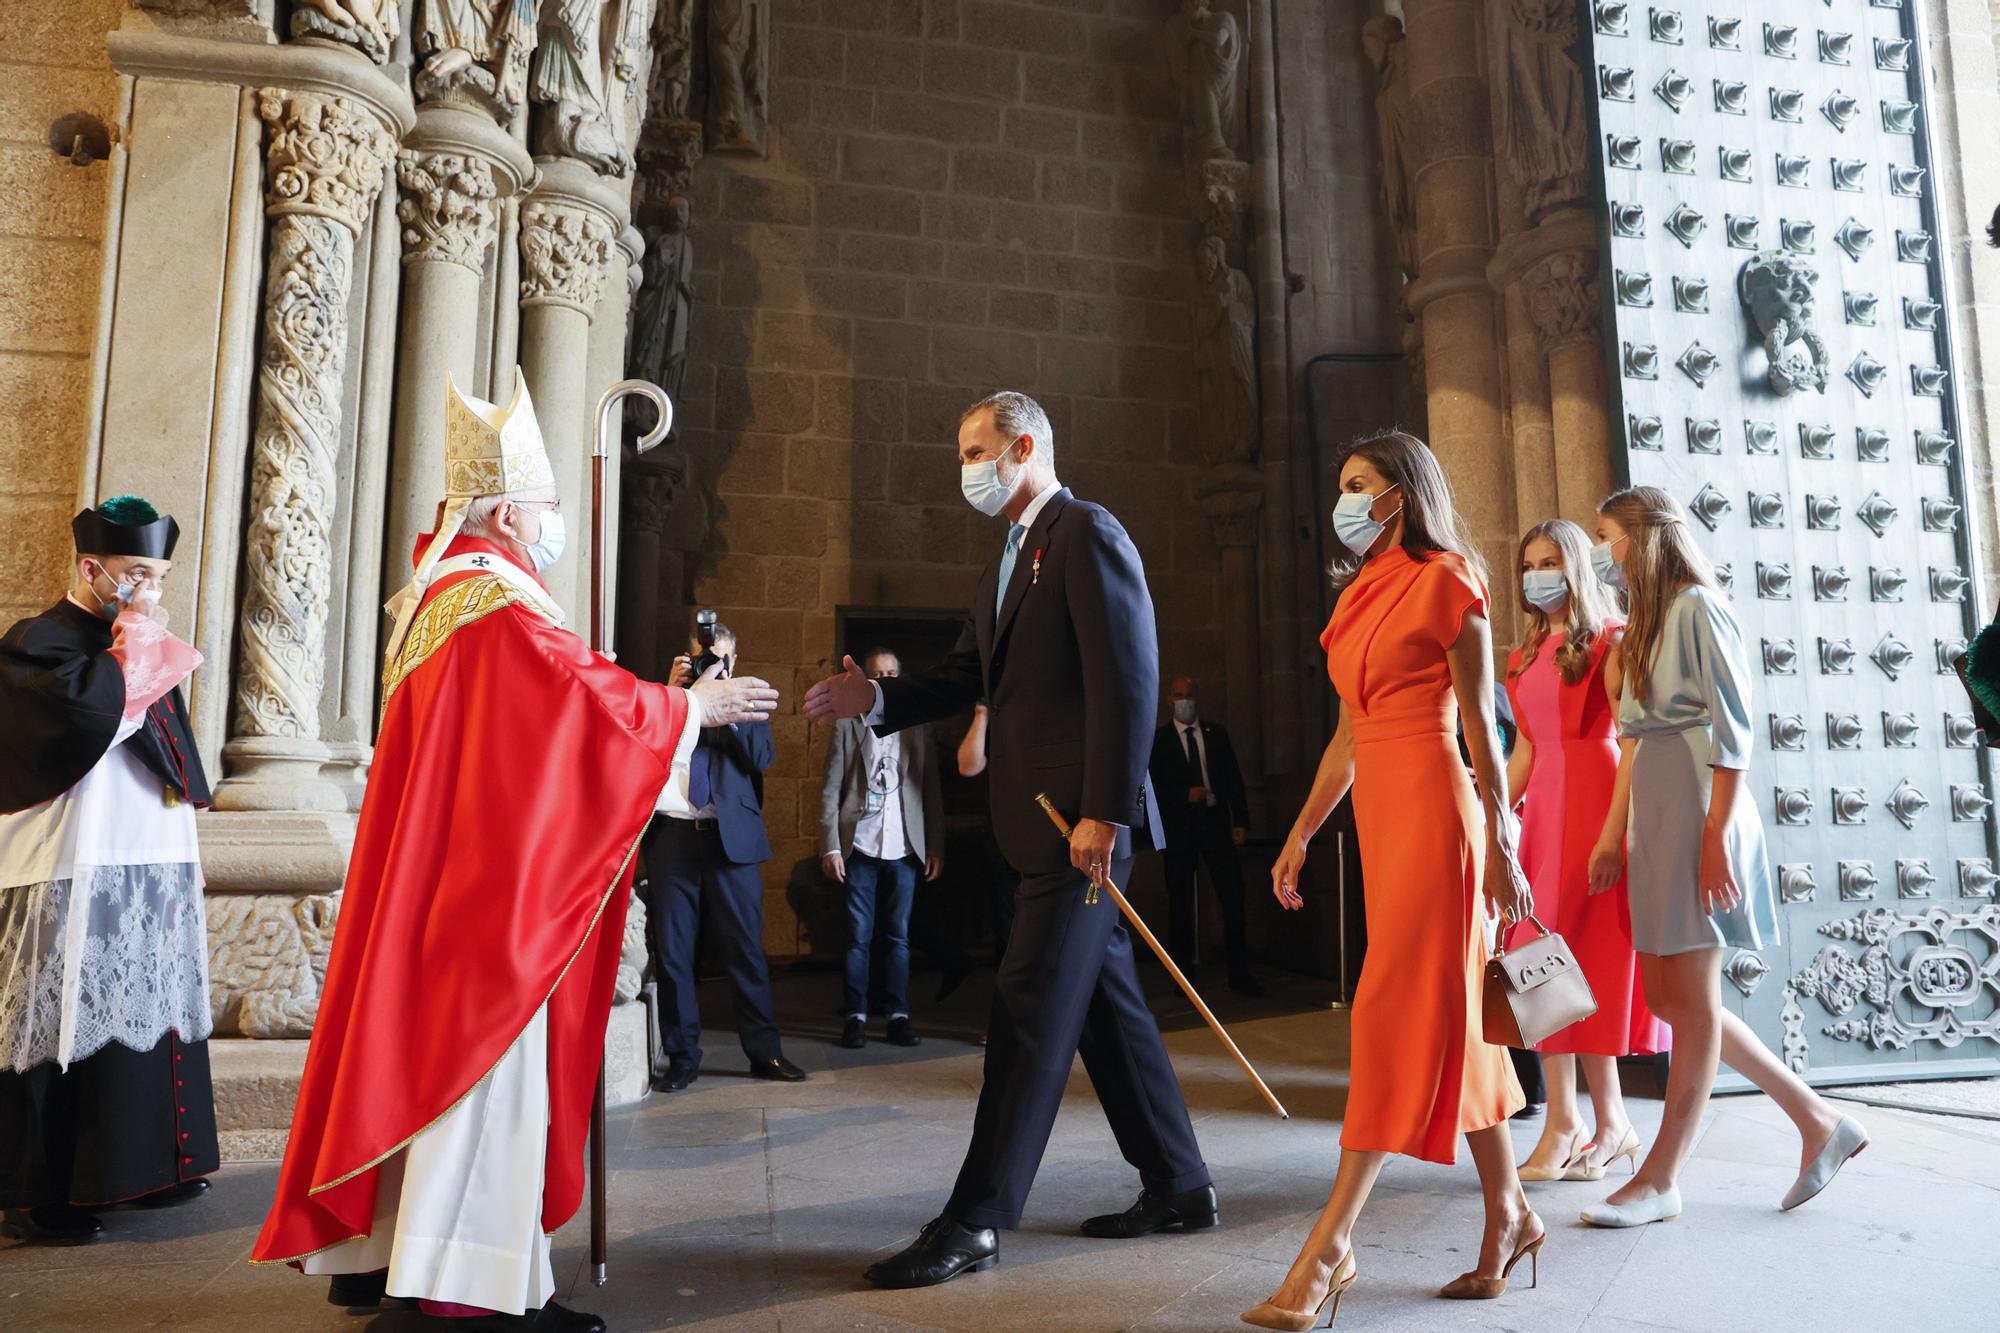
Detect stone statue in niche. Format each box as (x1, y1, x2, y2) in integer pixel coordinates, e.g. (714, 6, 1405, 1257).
(532, 0, 634, 175)
(1362, 16, 1417, 285)
(707, 0, 769, 155)
(291, 0, 400, 62)
(1162, 0, 1243, 165)
(1192, 235, 1259, 464)
(1738, 251, 1830, 396)
(651, 0, 699, 122)
(1497, 0, 1590, 224)
(629, 192, 696, 404)
(413, 0, 540, 118)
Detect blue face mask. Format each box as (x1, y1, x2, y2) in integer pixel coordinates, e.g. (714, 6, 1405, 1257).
(525, 509, 567, 573)
(961, 441, 1022, 517)
(1521, 569, 1570, 612)
(1332, 483, 1400, 556)
(1590, 537, 1627, 590)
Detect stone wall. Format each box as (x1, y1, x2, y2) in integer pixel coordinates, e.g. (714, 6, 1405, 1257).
(0, 3, 124, 624)
(677, 0, 1227, 953)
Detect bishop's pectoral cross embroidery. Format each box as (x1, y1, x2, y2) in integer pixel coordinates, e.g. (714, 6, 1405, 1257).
(470, 555, 493, 569)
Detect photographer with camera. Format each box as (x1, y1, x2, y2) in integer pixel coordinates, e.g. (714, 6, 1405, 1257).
(640, 614, 807, 1091)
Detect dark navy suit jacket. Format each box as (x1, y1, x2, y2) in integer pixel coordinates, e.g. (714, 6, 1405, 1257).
(876, 488, 1163, 875)
(694, 719, 775, 866)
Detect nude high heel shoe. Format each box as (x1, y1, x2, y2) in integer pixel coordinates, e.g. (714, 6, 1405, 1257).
(1562, 1128, 1642, 1182)
(1439, 1223, 1546, 1300)
(1518, 1127, 1591, 1183)
(1240, 1250, 1358, 1330)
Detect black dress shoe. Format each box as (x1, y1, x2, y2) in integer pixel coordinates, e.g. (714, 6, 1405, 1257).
(652, 1059, 698, 1092)
(840, 1017, 866, 1049)
(1512, 1101, 1546, 1121)
(327, 1270, 388, 1309)
(128, 1178, 211, 1209)
(748, 1055, 809, 1082)
(864, 1215, 998, 1288)
(886, 1016, 922, 1047)
(1, 1204, 102, 1246)
(1079, 1184, 1220, 1238)
(1228, 973, 1265, 998)
(455, 1299, 607, 1332)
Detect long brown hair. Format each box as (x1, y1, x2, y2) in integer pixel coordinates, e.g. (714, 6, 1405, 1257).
(1510, 518, 1620, 685)
(1598, 486, 1719, 702)
(1329, 429, 1487, 590)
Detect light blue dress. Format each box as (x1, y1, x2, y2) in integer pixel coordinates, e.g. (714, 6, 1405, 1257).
(1619, 584, 1778, 955)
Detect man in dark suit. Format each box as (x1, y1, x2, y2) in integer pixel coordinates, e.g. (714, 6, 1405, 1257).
(642, 623, 807, 1091)
(806, 391, 1214, 1289)
(1149, 675, 1260, 995)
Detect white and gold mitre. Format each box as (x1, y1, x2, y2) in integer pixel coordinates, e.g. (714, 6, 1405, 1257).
(444, 367, 556, 498)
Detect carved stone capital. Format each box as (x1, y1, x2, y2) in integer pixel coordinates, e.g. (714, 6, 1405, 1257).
(520, 198, 616, 313)
(1522, 249, 1600, 353)
(396, 150, 499, 272)
(1197, 468, 1264, 549)
(258, 89, 396, 233)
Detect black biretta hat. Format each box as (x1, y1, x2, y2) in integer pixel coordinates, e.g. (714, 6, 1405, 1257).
(72, 495, 180, 560)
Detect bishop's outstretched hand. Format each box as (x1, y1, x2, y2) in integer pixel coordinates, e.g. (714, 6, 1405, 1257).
(689, 659, 778, 726)
(803, 655, 874, 722)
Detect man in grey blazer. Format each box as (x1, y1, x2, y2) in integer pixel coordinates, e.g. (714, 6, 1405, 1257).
(820, 648, 944, 1048)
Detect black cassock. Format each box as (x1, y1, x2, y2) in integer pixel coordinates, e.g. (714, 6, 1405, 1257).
(0, 598, 218, 1211)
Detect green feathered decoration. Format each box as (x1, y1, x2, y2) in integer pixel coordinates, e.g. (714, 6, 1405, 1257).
(1963, 622, 2000, 732)
(98, 494, 161, 525)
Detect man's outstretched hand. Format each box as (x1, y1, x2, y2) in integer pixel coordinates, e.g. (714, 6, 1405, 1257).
(689, 660, 778, 725)
(803, 655, 875, 722)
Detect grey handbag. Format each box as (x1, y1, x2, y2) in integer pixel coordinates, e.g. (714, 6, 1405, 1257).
(1482, 914, 1598, 1048)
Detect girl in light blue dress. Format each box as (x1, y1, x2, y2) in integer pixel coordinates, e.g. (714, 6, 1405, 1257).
(1578, 487, 1866, 1230)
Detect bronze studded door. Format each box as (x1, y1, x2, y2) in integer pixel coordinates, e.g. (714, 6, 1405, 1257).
(1586, 0, 2000, 1083)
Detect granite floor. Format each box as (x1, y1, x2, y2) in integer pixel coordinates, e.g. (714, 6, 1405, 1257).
(4, 965, 1997, 1332)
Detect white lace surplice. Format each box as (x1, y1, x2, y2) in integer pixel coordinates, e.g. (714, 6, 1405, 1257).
(0, 717, 211, 1072)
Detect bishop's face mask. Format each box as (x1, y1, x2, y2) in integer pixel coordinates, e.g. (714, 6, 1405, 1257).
(1590, 535, 1629, 590)
(1332, 483, 1400, 556)
(1521, 569, 1570, 612)
(960, 439, 1024, 517)
(524, 509, 567, 573)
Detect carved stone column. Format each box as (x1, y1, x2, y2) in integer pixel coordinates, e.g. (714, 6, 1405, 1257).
(1399, 0, 1514, 619)
(586, 218, 643, 647)
(215, 88, 395, 814)
(1525, 240, 1613, 525)
(518, 160, 619, 618)
(383, 107, 537, 623)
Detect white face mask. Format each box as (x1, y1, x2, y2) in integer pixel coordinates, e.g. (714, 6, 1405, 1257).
(89, 564, 160, 619)
(525, 509, 567, 572)
(1171, 699, 1198, 725)
(960, 441, 1022, 517)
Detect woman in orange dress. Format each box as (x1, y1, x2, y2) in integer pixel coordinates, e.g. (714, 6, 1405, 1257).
(1242, 431, 1541, 1331)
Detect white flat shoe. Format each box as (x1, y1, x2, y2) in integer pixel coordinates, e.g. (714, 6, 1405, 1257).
(1781, 1115, 1869, 1211)
(1579, 1186, 1680, 1228)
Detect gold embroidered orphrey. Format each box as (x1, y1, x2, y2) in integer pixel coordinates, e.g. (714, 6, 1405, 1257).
(380, 574, 523, 711)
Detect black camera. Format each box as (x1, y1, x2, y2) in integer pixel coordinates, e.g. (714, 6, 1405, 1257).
(690, 608, 725, 678)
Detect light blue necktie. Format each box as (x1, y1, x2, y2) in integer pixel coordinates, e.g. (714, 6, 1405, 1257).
(996, 523, 1027, 622)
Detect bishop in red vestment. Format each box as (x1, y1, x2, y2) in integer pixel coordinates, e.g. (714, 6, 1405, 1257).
(251, 372, 777, 1332)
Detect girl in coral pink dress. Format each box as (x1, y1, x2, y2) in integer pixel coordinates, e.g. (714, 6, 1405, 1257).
(1504, 520, 1667, 1186)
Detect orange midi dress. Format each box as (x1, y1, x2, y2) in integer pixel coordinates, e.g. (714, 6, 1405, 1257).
(1322, 547, 1524, 1164)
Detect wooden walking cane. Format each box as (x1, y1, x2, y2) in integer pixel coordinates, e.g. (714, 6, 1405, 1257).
(1033, 794, 1289, 1119)
(589, 379, 674, 1286)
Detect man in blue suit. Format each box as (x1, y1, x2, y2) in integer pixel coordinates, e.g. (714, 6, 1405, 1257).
(807, 391, 1213, 1288)
(642, 623, 807, 1091)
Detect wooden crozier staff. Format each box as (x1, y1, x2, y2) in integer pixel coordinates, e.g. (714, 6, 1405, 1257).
(588, 379, 674, 1285)
(1034, 793, 1289, 1119)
